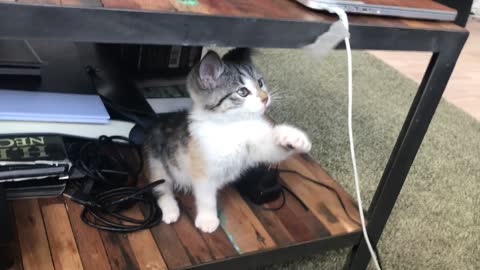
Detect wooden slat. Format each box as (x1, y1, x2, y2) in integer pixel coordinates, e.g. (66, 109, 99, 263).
(245, 197, 296, 246)
(102, 0, 174, 11)
(276, 190, 331, 241)
(62, 0, 102, 7)
(39, 197, 84, 270)
(100, 229, 140, 270)
(7, 203, 23, 270)
(137, 173, 193, 269)
(280, 155, 361, 235)
(150, 221, 192, 269)
(17, 0, 61, 4)
(164, 0, 323, 20)
(101, 0, 139, 9)
(65, 199, 112, 270)
(179, 195, 238, 260)
(218, 187, 276, 254)
(296, 154, 361, 225)
(13, 199, 55, 270)
(135, 0, 175, 10)
(167, 0, 313, 19)
(122, 206, 168, 270)
(171, 207, 214, 264)
(168, 0, 230, 15)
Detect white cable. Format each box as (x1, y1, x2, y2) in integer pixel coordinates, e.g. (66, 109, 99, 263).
(346, 37, 382, 270)
(343, 16, 383, 270)
(303, 6, 382, 269)
(329, 7, 383, 270)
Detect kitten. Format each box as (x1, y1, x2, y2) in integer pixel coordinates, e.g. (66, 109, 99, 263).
(143, 48, 311, 233)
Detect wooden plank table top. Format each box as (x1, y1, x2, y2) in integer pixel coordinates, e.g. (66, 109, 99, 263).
(0, 0, 463, 32)
(0, 0, 467, 50)
(9, 154, 363, 270)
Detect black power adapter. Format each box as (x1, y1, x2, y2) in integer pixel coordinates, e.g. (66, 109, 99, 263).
(235, 164, 282, 205)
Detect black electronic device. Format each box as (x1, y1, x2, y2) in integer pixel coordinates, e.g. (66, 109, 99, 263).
(109, 44, 202, 78)
(235, 164, 283, 205)
(0, 40, 43, 77)
(3, 177, 66, 200)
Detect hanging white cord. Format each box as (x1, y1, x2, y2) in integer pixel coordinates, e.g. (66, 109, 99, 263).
(346, 37, 382, 270)
(332, 7, 382, 270)
(297, 6, 382, 268)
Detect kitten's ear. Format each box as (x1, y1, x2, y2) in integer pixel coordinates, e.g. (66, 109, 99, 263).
(198, 50, 224, 88)
(222, 48, 252, 64)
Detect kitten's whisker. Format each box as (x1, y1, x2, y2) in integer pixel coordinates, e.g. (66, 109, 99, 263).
(272, 92, 294, 97)
(268, 89, 288, 95)
(269, 93, 291, 99)
(269, 89, 287, 95)
(269, 92, 285, 97)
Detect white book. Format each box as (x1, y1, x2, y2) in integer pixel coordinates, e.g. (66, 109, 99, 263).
(0, 120, 135, 139)
(0, 89, 110, 123)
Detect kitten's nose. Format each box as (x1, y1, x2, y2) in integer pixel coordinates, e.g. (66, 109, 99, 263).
(261, 95, 269, 104)
(258, 89, 269, 105)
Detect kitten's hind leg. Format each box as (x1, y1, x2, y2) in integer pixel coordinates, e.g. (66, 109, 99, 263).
(146, 157, 180, 224)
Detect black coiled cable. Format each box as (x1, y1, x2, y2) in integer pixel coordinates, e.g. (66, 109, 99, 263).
(68, 135, 165, 232)
(80, 180, 164, 232)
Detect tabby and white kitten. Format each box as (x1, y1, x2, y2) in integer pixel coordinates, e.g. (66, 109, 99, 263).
(144, 49, 311, 233)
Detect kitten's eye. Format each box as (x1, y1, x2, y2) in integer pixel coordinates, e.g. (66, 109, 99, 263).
(236, 87, 250, 97)
(258, 78, 264, 88)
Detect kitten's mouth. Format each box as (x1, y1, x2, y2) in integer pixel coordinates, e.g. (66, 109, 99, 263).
(260, 106, 267, 114)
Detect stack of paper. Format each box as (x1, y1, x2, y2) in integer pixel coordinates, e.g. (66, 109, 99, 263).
(0, 89, 110, 123)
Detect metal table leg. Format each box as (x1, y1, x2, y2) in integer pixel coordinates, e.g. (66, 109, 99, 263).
(344, 33, 469, 270)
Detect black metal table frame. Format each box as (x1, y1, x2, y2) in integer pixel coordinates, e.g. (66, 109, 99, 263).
(0, 3, 469, 270)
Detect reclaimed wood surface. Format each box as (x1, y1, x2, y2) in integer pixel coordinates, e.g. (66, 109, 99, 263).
(61, 0, 102, 7)
(1, 0, 463, 32)
(280, 156, 361, 235)
(13, 199, 54, 270)
(179, 195, 238, 260)
(65, 199, 112, 270)
(218, 186, 277, 253)
(38, 197, 84, 270)
(9, 154, 361, 269)
(123, 206, 168, 270)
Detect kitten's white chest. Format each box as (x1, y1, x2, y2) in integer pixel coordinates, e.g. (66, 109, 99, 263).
(191, 118, 271, 184)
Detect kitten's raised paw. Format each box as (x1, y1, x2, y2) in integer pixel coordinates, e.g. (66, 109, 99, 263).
(158, 196, 180, 224)
(195, 213, 220, 233)
(274, 125, 312, 153)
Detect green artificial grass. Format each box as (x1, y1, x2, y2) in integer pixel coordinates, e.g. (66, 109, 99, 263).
(248, 49, 479, 270)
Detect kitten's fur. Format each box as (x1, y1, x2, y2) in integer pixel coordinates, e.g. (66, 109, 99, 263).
(144, 49, 311, 233)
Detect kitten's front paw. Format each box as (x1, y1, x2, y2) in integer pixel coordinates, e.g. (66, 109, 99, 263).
(195, 213, 220, 233)
(274, 125, 312, 153)
(158, 196, 180, 224)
